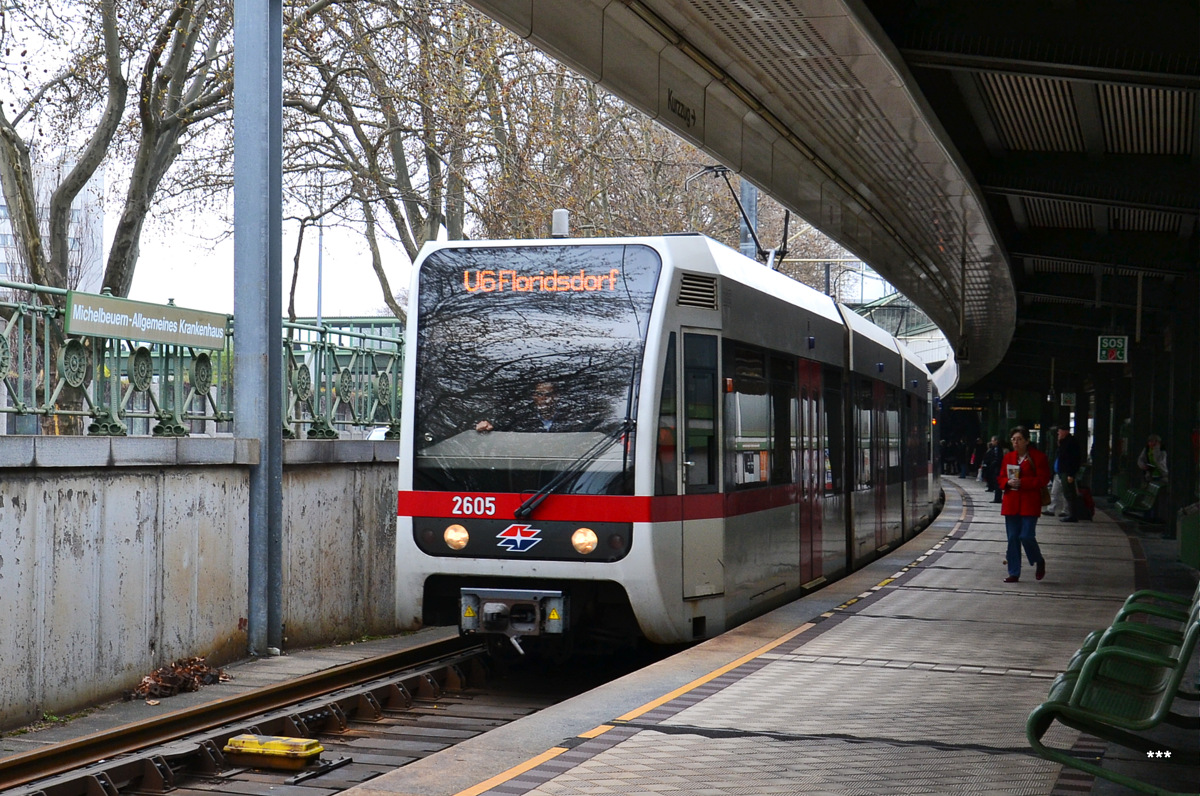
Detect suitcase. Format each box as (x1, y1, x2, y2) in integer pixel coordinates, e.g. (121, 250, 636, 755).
(1078, 486, 1096, 520)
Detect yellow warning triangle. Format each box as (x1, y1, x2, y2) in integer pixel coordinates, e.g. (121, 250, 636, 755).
(548, 608, 560, 620)
(463, 606, 476, 618)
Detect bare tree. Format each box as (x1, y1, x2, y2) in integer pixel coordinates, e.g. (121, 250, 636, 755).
(0, 1, 235, 299)
(103, 0, 234, 297)
(0, 0, 126, 295)
(279, 0, 536, 320)
(471, 55, 745, 242)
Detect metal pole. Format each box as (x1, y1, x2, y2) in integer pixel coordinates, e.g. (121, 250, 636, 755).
(233, 0, 284, 656)
(739, 180, 757, 260)
(317, 174, 324, 328)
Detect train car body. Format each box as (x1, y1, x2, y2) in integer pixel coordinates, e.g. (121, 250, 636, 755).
(396, 233, 939, 648)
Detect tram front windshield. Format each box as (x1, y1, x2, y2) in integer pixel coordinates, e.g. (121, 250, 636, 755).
(414, 244, 661, 495)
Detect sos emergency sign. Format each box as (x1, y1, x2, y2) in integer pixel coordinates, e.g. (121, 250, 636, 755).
(1097, 335, 1128, 363)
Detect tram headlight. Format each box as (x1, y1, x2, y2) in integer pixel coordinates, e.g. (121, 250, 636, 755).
(571, 527, 598, 555)
(444, 524, 469, 550)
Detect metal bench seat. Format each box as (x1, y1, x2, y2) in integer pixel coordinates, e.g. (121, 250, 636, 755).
(1069, 586, 1200, 675)
(1027, 598, 1200, 795)
(1116, 482, 1164, 519)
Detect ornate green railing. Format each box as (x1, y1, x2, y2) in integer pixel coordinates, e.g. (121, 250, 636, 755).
(0, 280, 403, 438)
(282, 319, 403, 439)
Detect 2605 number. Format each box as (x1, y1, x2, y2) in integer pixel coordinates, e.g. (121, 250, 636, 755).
(452, 495, 496, 516)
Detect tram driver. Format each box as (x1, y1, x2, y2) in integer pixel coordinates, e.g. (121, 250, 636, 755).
(475, 381, 562, 433)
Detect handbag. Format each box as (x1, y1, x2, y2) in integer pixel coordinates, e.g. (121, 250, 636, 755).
(1035, 459, 1051, 506)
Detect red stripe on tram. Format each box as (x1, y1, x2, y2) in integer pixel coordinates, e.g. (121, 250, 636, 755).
(397, 486, 803, 523)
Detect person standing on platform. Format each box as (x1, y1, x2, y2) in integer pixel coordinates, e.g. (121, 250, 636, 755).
(1044, 426, 1064, 517)
(981, 435, 1005, 503)
(1137, 434, 1169, 484)
(970, 437, 987, 479)
(1055, 426, 1083, 523)
(997, 426, 1050, 583)
(1136, 434, 1169, 523)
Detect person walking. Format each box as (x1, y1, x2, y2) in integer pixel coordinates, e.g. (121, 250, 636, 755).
(997, 426, 1050, 583)
(1055, 426, 1083, 522)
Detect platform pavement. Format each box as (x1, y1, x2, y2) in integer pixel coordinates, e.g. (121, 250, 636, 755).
(341, 479, 1200, 796)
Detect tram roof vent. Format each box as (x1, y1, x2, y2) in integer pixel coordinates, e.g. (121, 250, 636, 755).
(551, 209, 569, 238)
(677, 273, 718, 310)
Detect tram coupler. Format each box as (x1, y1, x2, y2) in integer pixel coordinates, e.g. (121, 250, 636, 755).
(459, 588, 568, 653)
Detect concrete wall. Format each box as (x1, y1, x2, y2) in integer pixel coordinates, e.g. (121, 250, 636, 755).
(0, 437, 397, 729)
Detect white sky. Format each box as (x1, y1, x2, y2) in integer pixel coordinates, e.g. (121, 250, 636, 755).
(125, 210, 892, 316)
(125, 210, 414, 319)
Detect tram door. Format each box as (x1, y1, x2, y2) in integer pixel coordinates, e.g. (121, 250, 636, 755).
(680, 331, 724, 599)
(797, 359, 822, 585)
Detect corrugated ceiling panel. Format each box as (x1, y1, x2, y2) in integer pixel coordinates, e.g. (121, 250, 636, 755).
(1111, 207, 1183, 233)
(978, 73, 1084, 152)
(1022, 197, 1092, 229)
(1028, 257, 1143, 278)
(1098, 85, 1196, 155)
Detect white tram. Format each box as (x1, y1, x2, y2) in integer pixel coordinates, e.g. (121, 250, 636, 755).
(396, 231, 939, 649)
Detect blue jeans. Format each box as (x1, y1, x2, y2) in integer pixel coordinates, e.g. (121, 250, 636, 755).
(1005, 514, 1043, 578)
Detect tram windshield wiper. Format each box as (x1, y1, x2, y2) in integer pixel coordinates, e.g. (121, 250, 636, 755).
(514, 418, 634, 520)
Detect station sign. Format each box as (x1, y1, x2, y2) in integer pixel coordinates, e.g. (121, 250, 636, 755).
(65, 291, 230, 350)
(1097, 335, 1128, 364)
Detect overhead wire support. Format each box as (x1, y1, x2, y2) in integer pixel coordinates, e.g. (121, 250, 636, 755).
(684, 165, 790, 268)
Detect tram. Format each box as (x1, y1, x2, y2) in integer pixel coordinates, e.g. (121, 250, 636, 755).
(396, 226, 939, 650)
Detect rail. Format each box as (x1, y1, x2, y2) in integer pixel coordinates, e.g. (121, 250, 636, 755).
(0, 280, 403, 439)
(0, 635, 483, 793)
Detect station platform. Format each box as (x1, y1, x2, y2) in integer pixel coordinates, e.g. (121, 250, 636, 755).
(344, 480, 1200, 796)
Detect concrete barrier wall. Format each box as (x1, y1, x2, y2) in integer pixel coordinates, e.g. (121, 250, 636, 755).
(280, 441, 399, 648)
(0, 437, 398, 729)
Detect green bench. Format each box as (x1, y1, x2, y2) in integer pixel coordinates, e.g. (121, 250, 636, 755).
(1026, 592, 1200, 795)
(1065, 586, 1200, 680)
(1116, 482, 1163, 520)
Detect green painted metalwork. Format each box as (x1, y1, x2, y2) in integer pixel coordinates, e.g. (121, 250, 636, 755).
(0, 281, 403, 438)
(281, 319, 404, 440)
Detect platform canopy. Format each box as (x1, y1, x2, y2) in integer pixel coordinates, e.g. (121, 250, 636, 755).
(466, 0, 1198, 389)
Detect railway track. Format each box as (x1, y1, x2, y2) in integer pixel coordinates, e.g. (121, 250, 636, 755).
(1, 635, 569, 796)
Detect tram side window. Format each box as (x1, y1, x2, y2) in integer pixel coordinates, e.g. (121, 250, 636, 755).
(683, 333, 719, 494)
(886, 386, 901, 476)
(655, 334, 678, 496)
(724, 344, 770, 488)
(823, 366, 843, 492)
(770, 355, 796, 486)
(912, 392, 930, 475)
(855, 377, 874, 489)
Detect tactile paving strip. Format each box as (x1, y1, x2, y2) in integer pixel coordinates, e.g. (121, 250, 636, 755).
(768, 613, 1072, 673)
(855, 588, 1124, 629)
(515, 729, 1066, 796)
(658, 659, 1077, 749)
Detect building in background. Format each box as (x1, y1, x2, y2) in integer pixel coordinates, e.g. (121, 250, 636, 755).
(0, 157, 104, 292)
(848, 290, 952, 368)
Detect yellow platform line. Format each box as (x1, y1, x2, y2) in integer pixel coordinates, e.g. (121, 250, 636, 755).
(578, 724, 614, 738)
(615, 621, 816, 721)
(454, 747, 567, 796)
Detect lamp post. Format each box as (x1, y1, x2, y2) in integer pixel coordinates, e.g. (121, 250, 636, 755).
(316, 173, 323, 328)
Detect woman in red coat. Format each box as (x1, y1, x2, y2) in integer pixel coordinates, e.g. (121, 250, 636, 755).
(996, 426, 1050, 582)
